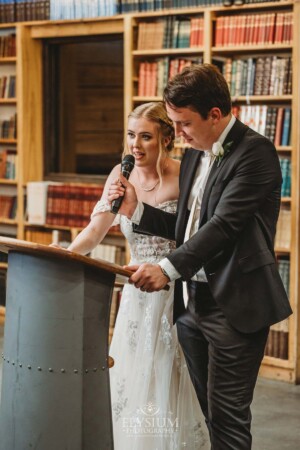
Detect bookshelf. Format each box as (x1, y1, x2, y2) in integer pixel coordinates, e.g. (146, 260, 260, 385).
(124, 1, 300, 383)
(0, 24, 18, 281)
(0, 24, 17, 310)
(0, 1, 299, 383)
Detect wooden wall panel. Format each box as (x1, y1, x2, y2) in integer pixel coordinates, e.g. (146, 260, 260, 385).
(58, 37, 124, 174)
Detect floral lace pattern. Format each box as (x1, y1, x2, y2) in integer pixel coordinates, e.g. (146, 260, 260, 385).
(91, 198, 120, 226)
(160, 314, 173, 350)
(127, 320, 138, 352)
(120, 200, 177, 264)
(112, 377, 128, 422)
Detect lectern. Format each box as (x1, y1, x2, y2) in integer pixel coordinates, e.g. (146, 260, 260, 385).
(0, 237, 131, 450)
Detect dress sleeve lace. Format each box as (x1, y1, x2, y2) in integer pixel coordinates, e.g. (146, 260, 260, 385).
(91, 198, 120, 226)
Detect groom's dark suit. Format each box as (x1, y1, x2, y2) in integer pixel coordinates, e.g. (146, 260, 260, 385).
(133, 119, 292, 449)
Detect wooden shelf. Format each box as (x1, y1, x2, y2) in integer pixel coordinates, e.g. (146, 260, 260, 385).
(275, 247, 291, 255)
(0, 178, 17, 185)
(0, 57, 16, 64)
(0, 262, 8, 269)
(133, 95, 162, 102)
(232, 95, 292, 102)
(212, 44, 292, 53)
(0, 98, 17, 104)
(24, 222, 123, 238)
(281, 197, 291, 203)
(0, 218, 17, 225)
(0, 138, 17, 144)
(0, 305, 5, 326)
(277, 146, 292, 152)
(130, 1, 293, 18)
(133, 95, 293, 103)
(133, 47, 204, 56)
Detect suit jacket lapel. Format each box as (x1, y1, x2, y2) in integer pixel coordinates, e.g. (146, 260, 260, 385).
(199, 119, 249, 225)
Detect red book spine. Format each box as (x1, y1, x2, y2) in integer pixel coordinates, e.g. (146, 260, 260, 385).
(274, 107, 284, 147)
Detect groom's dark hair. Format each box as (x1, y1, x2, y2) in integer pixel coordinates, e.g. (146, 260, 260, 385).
(163, 63, 232, 120)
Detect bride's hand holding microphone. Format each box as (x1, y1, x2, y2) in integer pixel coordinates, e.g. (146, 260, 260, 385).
(108, 173, 138, 218)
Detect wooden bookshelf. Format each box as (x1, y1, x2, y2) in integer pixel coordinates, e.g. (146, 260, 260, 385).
(0, 25, 18, 239)
(0, 1, 298, 383)
(125, 1, 300, 384)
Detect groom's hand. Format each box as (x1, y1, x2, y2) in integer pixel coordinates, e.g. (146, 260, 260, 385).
(125, 263, 169, 292)
(107, 173, 138, 218)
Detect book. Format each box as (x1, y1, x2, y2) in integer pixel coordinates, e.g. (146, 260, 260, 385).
(275, 207, 291, 251)
(274, 107, 284, 147)
(281, 107, 291, 147)
(27, 181, 52, 225)
(279, 157, 291, 197)
(0, 194, 17, 219)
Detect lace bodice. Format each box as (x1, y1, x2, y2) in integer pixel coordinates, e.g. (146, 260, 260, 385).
(91, 199, 177, 264)
(120, 200, 177, 264)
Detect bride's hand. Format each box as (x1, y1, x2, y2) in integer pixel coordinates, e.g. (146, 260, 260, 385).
(107, 173, 138, 218)
(49, 243, 70, 251)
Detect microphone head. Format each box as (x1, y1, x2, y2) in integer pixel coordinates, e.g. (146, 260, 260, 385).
(121, 154, 135, 174)
(122, 154, 135, 166)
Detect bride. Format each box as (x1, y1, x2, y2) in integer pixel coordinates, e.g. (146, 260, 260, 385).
(64, 102, 209, 449)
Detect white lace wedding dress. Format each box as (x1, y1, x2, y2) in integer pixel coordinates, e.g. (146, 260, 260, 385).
(92, 200, 209, 450)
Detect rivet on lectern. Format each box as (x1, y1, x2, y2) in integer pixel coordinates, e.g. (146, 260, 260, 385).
(108, 356, 114, 368)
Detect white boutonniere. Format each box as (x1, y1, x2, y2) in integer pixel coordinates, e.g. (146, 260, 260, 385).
(212, 141, 234, 167)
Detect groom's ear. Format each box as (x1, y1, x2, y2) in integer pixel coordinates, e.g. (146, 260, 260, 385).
(208, 107, 222, 122)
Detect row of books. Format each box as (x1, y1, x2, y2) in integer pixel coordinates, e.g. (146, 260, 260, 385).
(222, 56, 292, 98)
(90, 243, 125, 266)
(275, 206, 291, 251)
(265, 319, 289, 360)
(279, 157, 291, 198)
(0, 194, 17, 219)
(214, 12, 293, 47)
(0, 34, 16, 58)
(0, 0, 287, 23)
(232, 105, 291, 147)
(0, 149, 17, 179)
(137, 17, 204, 50)
(278, 258, 290, 299)
(0, 252, 7, 263)
(50, 0, 118, 19)
(0, 75, 16, 99)
(121, 0, 225, 13)
(50, 0, 226, 18)
(0, 114, 17, 139)
(138, 57, 203, 97)
(265, 257, 289, 360)
(0, 1, 50, 23)
(25, 228, 57, 245)
(27, 181, 105, 228)
(0, 268, 6, 307)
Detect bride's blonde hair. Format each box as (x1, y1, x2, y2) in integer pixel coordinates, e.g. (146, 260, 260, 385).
(123, 102, 175, 184)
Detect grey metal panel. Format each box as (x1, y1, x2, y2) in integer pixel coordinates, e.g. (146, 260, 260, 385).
(0, 251, 114, 450)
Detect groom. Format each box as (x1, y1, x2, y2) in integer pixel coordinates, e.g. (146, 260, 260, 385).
(108, 64, 292, 449)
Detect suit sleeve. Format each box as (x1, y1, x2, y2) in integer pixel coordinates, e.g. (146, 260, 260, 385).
(168, 137, 282, 281)
(133, 204, 177, 241)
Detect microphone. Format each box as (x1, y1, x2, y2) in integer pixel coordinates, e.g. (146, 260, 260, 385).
(111, 154, 135, 215)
